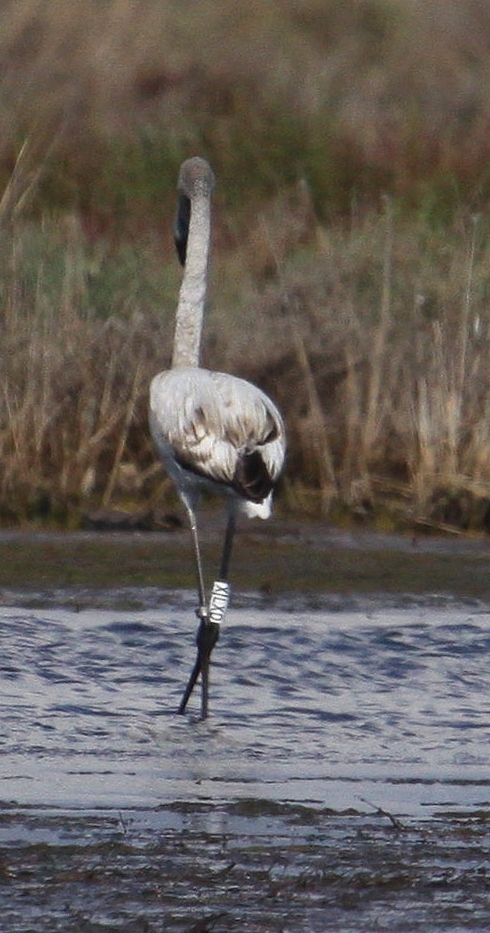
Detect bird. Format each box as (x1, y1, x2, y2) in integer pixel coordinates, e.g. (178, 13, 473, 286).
(149, 156, 286, 718)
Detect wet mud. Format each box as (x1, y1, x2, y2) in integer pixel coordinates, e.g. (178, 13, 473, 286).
(2, 803, 490, 933)
(1, 514, 490, 607)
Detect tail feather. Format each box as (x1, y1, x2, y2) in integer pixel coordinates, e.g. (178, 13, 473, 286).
(241, 493, 273, 520)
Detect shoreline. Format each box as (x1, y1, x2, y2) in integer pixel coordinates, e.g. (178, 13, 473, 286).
(0, 515, 490, 604)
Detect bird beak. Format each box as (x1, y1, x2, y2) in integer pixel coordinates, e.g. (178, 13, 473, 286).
(174, 193, 191, 266)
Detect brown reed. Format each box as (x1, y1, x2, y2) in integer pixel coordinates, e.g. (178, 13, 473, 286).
(2, 2, 490, 529)
(2, 197, 490, 530)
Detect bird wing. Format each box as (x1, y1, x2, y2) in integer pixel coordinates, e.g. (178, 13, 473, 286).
(208, 371, 285, 500)
(150, 368, 285, 499)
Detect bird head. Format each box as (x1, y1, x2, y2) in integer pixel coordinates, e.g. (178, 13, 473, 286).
(174, 157, 215, 266)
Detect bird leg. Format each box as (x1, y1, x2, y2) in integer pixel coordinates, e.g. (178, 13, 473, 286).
(178, 608, 221, 717)
(178, 502, 219, 717)
(177, 612, 220, 715)
(178, 503, 208, 715)
(195, 508, 235, 717)
(185, 504, 208, 618)
(178, 505, 235, 718)
(219, 504, 237, 581)
(196, 614, 220, 719)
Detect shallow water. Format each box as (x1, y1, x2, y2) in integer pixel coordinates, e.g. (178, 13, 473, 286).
(2, 589, 490, 930)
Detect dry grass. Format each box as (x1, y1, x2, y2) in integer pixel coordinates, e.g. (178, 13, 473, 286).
(237, 200, 490, 531)
(3, 1, 490, 529)
(2, 197, 490, 530)
(2, 1, 490, 217)
(0, 217, 166, 522)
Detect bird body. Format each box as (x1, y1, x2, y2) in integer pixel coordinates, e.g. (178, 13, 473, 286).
(149, 156, 285, 716)
(150, 365, 284, 519)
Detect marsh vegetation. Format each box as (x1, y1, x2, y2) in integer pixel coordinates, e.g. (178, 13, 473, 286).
(2, 0, 490, 531)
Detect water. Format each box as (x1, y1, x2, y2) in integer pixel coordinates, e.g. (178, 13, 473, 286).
(2, 590, 490, 930)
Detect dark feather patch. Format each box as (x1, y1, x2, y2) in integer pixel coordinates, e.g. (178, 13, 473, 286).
(258, 420, 279, 445)
(233, 450, 274, 502)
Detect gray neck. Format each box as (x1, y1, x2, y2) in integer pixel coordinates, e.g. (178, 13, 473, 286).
(172, 193, 211, 368)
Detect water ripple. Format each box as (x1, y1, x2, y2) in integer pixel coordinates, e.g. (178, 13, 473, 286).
(1, 602, 490, 819)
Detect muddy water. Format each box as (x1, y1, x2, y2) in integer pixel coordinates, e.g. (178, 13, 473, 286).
(1, 528, 490, 931)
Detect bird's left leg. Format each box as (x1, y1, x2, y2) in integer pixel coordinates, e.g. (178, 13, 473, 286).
(178, 505, 235, 718)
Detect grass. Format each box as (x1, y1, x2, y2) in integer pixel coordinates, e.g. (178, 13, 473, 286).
(3, 1, 490, 530)
(2, 201, 490, 532)
(3, 1, 490, 223)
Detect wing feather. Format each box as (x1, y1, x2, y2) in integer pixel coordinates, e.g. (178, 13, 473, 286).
(150, 367, 285, 499)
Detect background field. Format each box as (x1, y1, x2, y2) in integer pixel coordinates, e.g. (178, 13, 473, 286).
(2, 0, 490, 531)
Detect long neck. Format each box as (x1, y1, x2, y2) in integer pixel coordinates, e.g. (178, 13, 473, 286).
(172, 192, 211, 368)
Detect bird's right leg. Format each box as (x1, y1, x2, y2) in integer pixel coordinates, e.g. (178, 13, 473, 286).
(186, 505, 207, 618)
(178, 503, 219, 717)
(219, 504, 237, 582)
